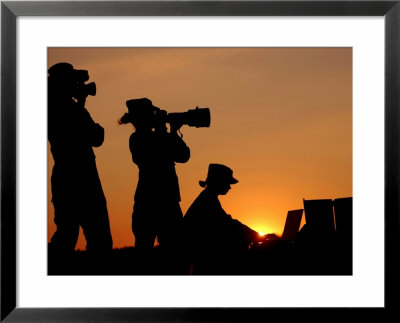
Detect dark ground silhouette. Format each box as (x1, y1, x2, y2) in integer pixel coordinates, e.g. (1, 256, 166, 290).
(48, 237, 352, 276)
(48, 196, 352, 275)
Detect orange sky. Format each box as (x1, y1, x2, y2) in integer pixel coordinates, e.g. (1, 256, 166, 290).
(48, 48, 352, 250)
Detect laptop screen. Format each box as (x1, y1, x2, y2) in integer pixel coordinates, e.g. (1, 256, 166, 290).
(281, 209, 303, 241)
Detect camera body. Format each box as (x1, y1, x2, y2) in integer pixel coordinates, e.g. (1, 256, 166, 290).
(74, 69, 96, 98)
(75, 81, 96, 98)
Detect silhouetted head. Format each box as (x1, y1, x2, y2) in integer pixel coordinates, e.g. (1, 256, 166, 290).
(199, 163, 238, 195)
(48, 62, 75, 79)
(119, 98, 159, 130)
(48, 62, 96, 100)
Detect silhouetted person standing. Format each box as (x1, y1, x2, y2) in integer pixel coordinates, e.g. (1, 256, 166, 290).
(119, 98, 190, 251)
(183, 164, 259, 273)
(48, 63, 113, 255)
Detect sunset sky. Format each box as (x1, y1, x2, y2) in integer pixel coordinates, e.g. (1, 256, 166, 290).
(48, 47, 352, 250)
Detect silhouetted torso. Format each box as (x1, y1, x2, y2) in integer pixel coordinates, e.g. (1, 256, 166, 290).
(129, 128, 190, 249)
(184, 189, 258, 255)
(48, 89, 112, 254)
(130, 130, 189, 203)
(49, 98, 102, 165)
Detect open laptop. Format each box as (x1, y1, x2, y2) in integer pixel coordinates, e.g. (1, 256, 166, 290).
(281, 209, 303, 241)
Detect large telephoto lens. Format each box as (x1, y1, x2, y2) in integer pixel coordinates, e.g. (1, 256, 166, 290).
(167, 107, 211, 128)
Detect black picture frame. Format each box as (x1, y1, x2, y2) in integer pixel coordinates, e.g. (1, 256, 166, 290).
(1, 0, 399, 321)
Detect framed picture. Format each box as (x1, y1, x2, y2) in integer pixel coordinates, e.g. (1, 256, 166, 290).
(1, 0, 399, 321)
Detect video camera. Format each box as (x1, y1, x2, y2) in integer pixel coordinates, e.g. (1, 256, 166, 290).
(74, 69, 96, 98)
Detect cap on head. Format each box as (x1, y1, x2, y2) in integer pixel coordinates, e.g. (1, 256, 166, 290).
(199, 163, 238, 187)
(48, 62, 89, 83)
(48, 62, 74, 80)
(125, 98, 159, 119)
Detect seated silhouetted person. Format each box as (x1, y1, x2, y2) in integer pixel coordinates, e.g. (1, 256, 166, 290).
(183, 164, 260, 273)
(48, 63, 113, 256)
(119, 98, 190, 252)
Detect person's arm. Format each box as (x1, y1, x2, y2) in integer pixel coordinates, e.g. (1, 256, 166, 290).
(89, 123, 104, 147)
(81, 108, 104, 147)
(231, 219, 260, 242)
(169, 132, 190, 163)
(129, 133, 142, 165)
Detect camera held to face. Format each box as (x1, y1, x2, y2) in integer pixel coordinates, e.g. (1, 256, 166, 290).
(120, 98, 211, 129)
(156, 107, 211, 128)
(48, 63, 97, 100)
(73, 69, 97, 98)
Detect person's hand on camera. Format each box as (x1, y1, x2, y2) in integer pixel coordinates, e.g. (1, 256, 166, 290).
(155, 122, 168, 133)
(170, 121, 184, 133)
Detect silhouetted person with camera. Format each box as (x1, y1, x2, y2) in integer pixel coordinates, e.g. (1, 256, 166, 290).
(48, 63, 113, 259)
(183, 164, 260, 274)
(119, 98, 190, 254)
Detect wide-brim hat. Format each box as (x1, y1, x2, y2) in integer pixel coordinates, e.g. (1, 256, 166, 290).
(199, 163, 238, 187)
(125, 98, 159, 117)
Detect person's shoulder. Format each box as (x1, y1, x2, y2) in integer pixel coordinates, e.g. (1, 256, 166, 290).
(193, 190, 215, 208)
(128, 131, 137, 143)
(194, 189, 207, 200)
